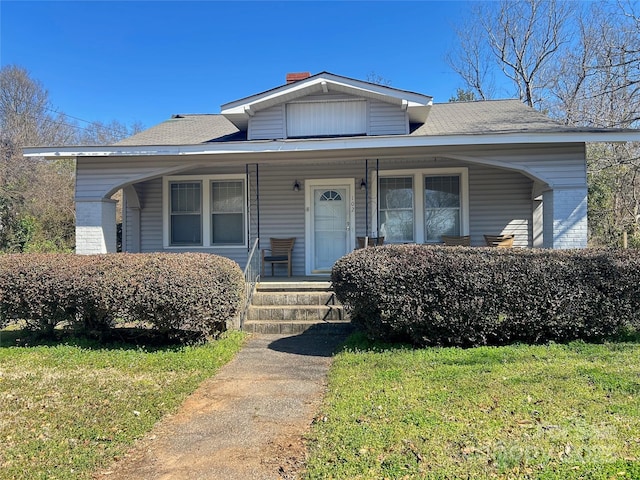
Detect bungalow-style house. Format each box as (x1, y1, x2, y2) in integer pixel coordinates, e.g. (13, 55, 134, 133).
(25, 72, 640, 276)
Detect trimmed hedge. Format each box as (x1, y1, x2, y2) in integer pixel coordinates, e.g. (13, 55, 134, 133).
(0, 253, 245, 338)
(331, 245, 640, 347)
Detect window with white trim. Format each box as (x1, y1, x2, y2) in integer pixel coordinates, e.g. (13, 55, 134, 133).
(424, 175, 461, 242)
(211, 180, 244, 245)
(376, 168, 468, 244)
(379, 177, 414, 243)
(165, 175, 246, 248)
(170, 181, 202, 246)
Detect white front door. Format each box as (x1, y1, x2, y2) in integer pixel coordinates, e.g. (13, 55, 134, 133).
(305, 179, 355, 275)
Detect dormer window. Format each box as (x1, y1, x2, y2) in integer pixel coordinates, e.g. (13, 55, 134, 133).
(286, 99, 366, 137)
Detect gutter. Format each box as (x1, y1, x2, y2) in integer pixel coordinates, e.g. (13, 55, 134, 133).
(23, 130, 640, 159)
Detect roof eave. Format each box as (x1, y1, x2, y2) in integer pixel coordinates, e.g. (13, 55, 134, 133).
(220, 72, 433, 129)
(23, 130, 640, 159)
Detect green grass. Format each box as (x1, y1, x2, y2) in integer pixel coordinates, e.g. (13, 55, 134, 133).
(304, 333, 640, 479)
(0, 328, 246, 479)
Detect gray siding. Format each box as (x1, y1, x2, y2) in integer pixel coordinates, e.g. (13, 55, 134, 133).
(369, 100, 408, 135)
(246, 93, 409, 140)
(248, 104, 285, 140)
(467, 166, 532, 247)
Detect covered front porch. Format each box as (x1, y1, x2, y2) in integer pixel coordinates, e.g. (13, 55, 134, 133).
(73, 142, 588, 276)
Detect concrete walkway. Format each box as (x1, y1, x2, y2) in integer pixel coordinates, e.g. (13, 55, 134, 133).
(98, 330, 349, 480)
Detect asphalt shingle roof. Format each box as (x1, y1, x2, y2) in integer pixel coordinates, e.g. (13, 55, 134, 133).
(114, 99, 577, 147)
(115, 114, 243, 146)
(413, 99, 563, 136)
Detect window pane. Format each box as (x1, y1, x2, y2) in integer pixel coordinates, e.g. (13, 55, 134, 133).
(425, 176, 459, 208)
(171, 182, 201, 213)
(171, 215, 202, 245)
(424, 209, 460, 241)
(379, 177, 414, 243)
(425, 175, 460, 242)
(212, 181, 243, 213)
(380, 177, 413, 209)
(211, 180, 244, 245)
(212, 213, 244, 244)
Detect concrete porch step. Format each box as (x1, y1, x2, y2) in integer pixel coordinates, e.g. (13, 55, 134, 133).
(243, 320, 354, 335)
(251, 291, 337, 306)
(247, 305, 346, 321)
(243, 280, 352, 335)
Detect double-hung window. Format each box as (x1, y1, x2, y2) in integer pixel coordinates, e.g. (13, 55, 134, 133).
(165, 175, 246, 248)
(170, 182, 202, 246)
(424, 175, 461, 242)
(211, 180, 244, 245)
(376, 168, 468, 244)
(379, 177, 414, 243)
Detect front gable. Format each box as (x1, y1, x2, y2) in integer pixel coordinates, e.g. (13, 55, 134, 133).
(221, 72, 432, 140)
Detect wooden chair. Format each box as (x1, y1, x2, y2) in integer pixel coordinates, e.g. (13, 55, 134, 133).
(357, 236, 385, 248)
(441, 235, 471, 246)
(483, 234, 515, 248)
(262, 238, 295, 277)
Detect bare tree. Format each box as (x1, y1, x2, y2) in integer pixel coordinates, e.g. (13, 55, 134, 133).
(448, 0, 574, 108)
(446, 9, 495, 100)
(366, 71, 392, 86)
(79, 119, 145, 146)
(448, 1, 640, 246)
(0, 65, 143, 252)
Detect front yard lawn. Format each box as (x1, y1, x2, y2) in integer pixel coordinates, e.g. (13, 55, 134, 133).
(0, 329, 245, 479)
(304, 333, 640, 479)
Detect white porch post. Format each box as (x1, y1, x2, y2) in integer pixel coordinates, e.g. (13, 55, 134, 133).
(542, 186, 588, 249)
(75, 199, 117, 254)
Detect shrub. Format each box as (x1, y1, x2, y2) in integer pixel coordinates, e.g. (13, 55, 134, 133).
(0, 254, 77, 334)
(331, 245, 640, 347)
(0, 253, 245, 338)
(118, 254, 245, 336)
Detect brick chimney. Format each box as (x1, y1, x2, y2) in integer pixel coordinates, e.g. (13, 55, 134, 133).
(286, 72, 311, 84)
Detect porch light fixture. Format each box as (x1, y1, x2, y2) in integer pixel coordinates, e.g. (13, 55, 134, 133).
(293, 180, 301, 191)
(360, 178, 367, 190)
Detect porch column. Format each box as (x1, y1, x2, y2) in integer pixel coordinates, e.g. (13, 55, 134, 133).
(75, 199, 117, 254)
(542, 186, 588, 249)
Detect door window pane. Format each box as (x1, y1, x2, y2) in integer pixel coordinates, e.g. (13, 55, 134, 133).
(379, 177, 414, 243)
(170, 182, 202, 246)
(211, 181, 244, 245)
(424, 175, 461, 242)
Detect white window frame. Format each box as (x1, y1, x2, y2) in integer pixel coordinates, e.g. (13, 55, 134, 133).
(163, 174, 247, 249)
(372, 167, 469, 244)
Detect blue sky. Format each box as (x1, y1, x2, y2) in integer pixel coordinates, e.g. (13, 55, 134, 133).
(1, 1, 477, 130)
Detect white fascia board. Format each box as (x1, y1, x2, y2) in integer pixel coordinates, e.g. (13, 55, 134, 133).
(23, 130, 640, 159)
(220, 73, 434, 129)
(221, 73, 432, 122)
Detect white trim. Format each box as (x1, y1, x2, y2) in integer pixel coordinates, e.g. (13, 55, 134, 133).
(220, 72, 432, 130)
(162, 174, 247, 249)
(304, 178, 356, 275)
(24, 130, 640, 159)
(372, 167, 469, 244)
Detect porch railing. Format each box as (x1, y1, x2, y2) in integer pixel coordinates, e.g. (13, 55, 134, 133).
(239, 237, 260, 330)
